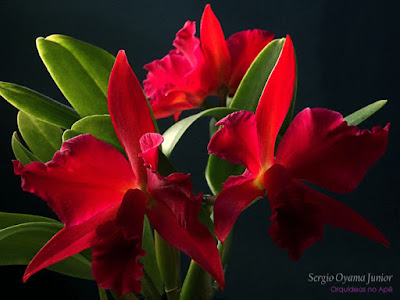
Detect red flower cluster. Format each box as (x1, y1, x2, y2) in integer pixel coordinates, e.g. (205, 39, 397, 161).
(12, 5, 390, 297)
(208, 36, 390, 259)
(144, 4, 274, 120)
(14, 51, 224, 295)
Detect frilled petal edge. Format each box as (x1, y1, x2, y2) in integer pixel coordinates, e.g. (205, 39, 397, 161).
(14, 134, 136, 228)
(208, 110, 261, 175)
(276, 108, 390, 193)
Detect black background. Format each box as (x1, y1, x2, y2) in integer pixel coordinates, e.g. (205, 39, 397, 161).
(0, 0, 399, 299)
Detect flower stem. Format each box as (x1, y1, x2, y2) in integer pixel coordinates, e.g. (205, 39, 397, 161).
(110, 291, 140, 300)
(141, 269, 163, 300)
(211, 228, 234, 298)
(181, 260, 212, 300)
(98, 286, 108, 300)
(217, 85, 230, 107)
(154, 230, 181, 300)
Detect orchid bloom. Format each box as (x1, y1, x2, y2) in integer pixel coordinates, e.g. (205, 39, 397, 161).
(14, 51, 224, 295)
(143, 4, 274, 120)
(208, 36, 390, 260)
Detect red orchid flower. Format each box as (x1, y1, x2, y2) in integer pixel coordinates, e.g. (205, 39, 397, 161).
(143, 4, 274, 120)
(208, 35, 390, 260)
(14, 51, 224, 295)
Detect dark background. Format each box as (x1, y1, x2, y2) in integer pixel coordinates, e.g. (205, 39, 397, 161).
(0, 0, 399, 299)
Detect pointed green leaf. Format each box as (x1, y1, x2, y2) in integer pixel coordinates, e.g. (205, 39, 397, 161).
(62, 129, 82, 142)
(140, 217, 163, 295)
(0, 212, 93, 280)
(344, 100, 387, 126)
(197, 205, 216, 241)
(62, 115, 123, 152)
(0, 212, 58, 227)
(71, 115, 121, 151)
(229, 38, 285, 111)
(17, 111, 62, 162)
(11, 132, 41, 165)
(206, 156, 244, 195)
(0, 82, 79, 128)
(36, 34, 115, 117)
(98, 287, 109, 300)
(161, 107, 238, 158)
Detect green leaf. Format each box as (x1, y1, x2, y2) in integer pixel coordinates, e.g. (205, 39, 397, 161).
(229, 38, 285, 111)
(140, 217, 163, 295)
(0, 212, 93, 280)
(11, 132, 41, 165)
(0, 212, 58, 227)
(205, 38, 287, 195)
(36, 34, 115, 117)
(161, 107, 238, 158)
(344, 100, 387, 126)
(62, 115, 123, 152)
(17, 111, 63, 162)
(206, 156, 244, 195)
(62, 129, 82, 142)
(197, 205, 216, 241)
(98, 287, 109, 300)
(0, 81, 79, 128)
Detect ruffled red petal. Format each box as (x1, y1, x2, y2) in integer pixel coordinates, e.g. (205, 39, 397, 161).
(255, 35, 296, 167)
(264, 164, 388, 260)
(23, 203, 119, 282)
(91, 189, 147, 296)
(208, 110, 261, 175)
(14, 134, 136, 228)
(226, 29, 274, 93)
(108, 51, 156, 184)
(214, 170, 265, 243)
(143, 21, 209, 119)
(275, 108, 390, 193)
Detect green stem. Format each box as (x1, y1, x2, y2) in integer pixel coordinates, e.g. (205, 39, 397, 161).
(180, 260, 212, 300)
(154, 231, 181, 300)
(110, 291, 140, 300)
(140, 269, 163, 300)
(211, 229, 234, 298)
(217, 85, 229, 107)
(98, 286, 109, 300)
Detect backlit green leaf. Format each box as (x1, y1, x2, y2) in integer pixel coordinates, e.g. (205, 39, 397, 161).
(0, 81, 79, 128)
(344, 100, 387, 126)
(229, 38, 285, 111)
(17, 111, 62, 162)
(161, 107, 238, 158)
(0, 212, 93, 280)
(11, 132, 41, 166)
(36, 34, 115, 117)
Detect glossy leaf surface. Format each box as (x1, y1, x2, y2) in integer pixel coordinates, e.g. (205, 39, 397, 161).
(37, 35, 114, 117)
(17, 111, 62, 162)
(0, 81, 79, 128)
